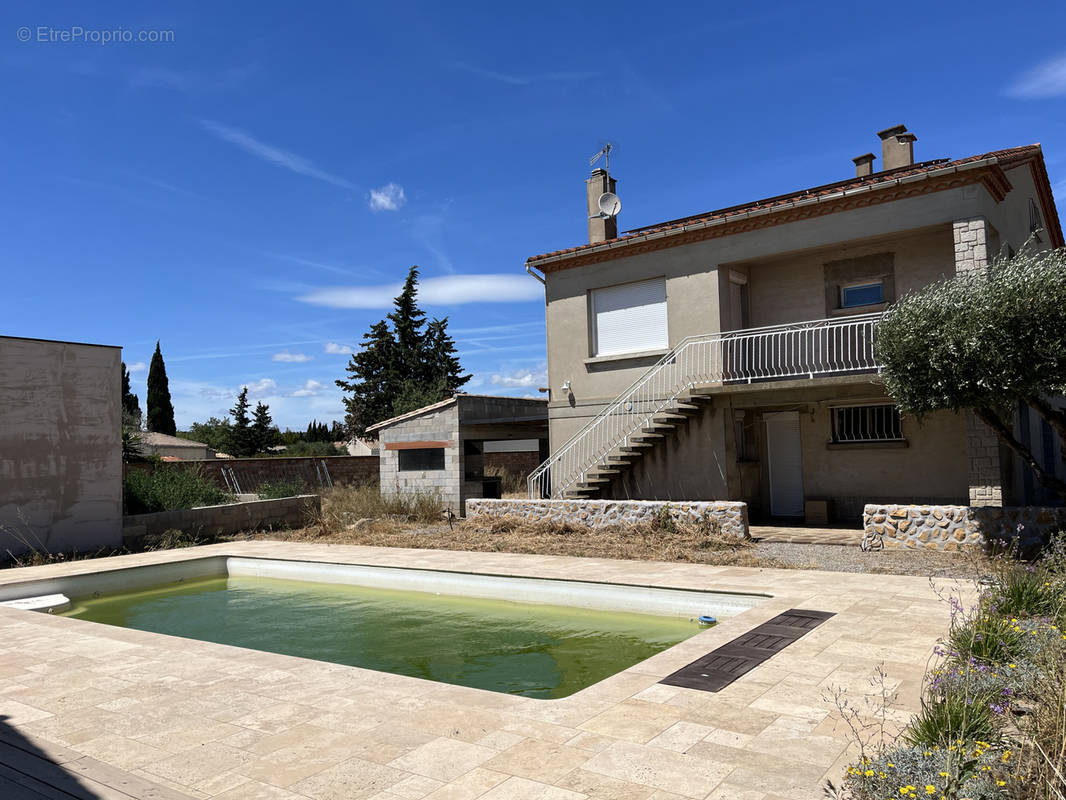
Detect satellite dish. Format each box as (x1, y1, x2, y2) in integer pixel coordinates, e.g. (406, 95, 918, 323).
(598, 192, 621, 217)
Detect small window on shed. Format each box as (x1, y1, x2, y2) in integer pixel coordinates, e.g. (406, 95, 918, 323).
(840, 281, 884, 308)
(398, 448, 446, 471)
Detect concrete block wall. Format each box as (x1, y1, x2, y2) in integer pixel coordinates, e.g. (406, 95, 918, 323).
(1, 336, 122, 559)
(466, 499, 749, 538)
(379, 404, 460, 510)
(123, 495, 320, 542)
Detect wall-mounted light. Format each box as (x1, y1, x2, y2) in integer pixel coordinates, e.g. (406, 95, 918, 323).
(560, 380, 572, 395)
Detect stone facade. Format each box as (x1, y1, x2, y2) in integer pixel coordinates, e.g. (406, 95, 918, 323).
(123, 495, 320, 544)
(952, 217, 991, 276)
(466, 498, 749, 539)
(862, 503, 1066, 551)
(378, 402, 461, 510)
(952, 216, 1005, 507)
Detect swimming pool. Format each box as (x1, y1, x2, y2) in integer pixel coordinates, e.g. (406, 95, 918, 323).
(1, 556, 766, 698)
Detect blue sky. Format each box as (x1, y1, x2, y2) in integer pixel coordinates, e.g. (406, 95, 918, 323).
(3, 2, 1065, 430)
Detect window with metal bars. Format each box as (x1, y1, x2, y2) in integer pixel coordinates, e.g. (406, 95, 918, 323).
(831, 404, 903, 443)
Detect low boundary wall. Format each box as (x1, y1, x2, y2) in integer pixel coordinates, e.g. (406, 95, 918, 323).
(465, 499, 749, 538)
(126, 456, 378, 492)
(123, 495, 320, 545)
(862, 504, 1066, 551)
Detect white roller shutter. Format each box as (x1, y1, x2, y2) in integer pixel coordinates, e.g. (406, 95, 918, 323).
(591, 278, 668, 356)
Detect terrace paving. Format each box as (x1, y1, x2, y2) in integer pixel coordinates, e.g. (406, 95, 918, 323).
(0, 541, 972, 800)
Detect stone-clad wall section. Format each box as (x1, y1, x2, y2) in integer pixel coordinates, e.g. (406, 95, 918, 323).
(466, 499, 749, 538)
(862, 504, 1066, 551)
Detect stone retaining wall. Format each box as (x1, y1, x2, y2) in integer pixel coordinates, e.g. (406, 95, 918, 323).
(465, 499, 749, 538)
(123, 495, 320, 545)
(862, 504, 1066, 551)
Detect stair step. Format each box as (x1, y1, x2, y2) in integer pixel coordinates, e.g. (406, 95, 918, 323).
(655, 412, 688, 422)
(588, 468, 622, 475)
(632, 432, 666, 440)
(620, 441, 654, 450)
(641, 423, 675, 432)
(672, 401, 702, 412)
(580, 477, 612, 485)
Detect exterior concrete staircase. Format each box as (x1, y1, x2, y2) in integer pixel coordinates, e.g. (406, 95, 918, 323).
(527, 314, 881, 500)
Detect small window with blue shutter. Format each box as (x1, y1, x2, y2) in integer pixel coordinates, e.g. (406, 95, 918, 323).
(840, 281, 884, 308)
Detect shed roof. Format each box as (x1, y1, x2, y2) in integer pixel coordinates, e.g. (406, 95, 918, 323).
(365, 394, 547, 434)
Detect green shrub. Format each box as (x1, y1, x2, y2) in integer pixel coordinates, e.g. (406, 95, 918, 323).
(904, 693, 997, 748)
(257, 479, 307, 500)
(124, 467, 230, 515)
(843, 742, 1014, 800)
(949, 611, 1027, 665)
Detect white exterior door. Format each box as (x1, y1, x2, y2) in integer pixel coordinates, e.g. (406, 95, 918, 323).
(765, 412, 804, 517)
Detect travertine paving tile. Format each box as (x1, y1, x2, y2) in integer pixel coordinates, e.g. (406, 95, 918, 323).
(388, 737, 498, 782)
(483, 737, 590, 782)
(0, 541, 971, 800)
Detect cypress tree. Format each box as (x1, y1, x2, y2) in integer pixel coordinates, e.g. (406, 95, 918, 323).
(227, 388, 252, 457)
(251, 401, 276, 455)
(336, 267, 470, 435)
(146, 342, 176, 436)
(121, 362, 142, 427)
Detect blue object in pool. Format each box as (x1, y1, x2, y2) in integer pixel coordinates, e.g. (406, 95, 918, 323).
(698, 615, 717, 626)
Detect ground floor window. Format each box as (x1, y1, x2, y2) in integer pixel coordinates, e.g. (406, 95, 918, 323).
(398, 447, 446, 471)
(831, 403, 903, 443)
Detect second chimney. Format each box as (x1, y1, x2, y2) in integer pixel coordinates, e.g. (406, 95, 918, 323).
(586, 168, 617, 244)
(853, 153, 875, 177)
(878, 124, 917, 171)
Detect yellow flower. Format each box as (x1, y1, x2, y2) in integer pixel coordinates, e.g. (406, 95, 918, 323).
(865, 769, 874, 776)
(938, 772, 948, 778)
(925, 786, 936, 795)
(997, 780, 1006, 787)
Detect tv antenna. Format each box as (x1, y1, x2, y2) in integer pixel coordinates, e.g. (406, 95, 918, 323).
(588, 142, 621, 219)
(589, 142, 613, 173)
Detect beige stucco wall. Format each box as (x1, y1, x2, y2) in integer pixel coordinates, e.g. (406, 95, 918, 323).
(143, 444, 213, 461)
(542, 178, 1047, 455)
(0, 336, 122, 557)
(604, 381, 968, 523)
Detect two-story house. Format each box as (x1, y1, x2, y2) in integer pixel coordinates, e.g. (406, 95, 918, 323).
(524, 125, 1063, 523)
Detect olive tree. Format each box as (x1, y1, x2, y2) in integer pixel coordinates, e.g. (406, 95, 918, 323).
(875, 246, 1066, 500)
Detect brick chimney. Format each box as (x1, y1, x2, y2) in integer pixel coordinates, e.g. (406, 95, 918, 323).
(877, 125, 917, 171)
(586, 168, 617, 244)
(853, 152, 875, 177)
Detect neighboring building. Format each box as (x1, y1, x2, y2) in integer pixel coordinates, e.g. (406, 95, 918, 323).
(0, 335, 123, 557)
(367, 395, 548, 513)
(342, 438, 378, 456)
(525, 125, 1063, 522)
(137, 431, 215, 461)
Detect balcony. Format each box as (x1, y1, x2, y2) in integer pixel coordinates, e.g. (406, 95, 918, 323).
(529, 313, 882, 499)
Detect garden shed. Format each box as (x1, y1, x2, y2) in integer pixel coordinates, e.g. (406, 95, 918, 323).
(366, 394, 548, 514)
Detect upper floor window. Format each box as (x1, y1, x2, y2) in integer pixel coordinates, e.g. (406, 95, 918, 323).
(590, 277, 668, 356)
(840, 281, 884, 308)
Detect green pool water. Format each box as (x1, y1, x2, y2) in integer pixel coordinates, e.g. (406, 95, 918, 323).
(61, 576, 700, 698)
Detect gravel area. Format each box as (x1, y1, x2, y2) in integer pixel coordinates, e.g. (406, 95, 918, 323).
(753, 540, 977, 577)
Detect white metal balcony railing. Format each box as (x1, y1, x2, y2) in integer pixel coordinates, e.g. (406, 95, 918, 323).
(527, 313, 882, 499)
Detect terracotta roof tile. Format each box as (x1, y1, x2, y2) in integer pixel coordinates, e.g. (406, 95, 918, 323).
(526, 144, 1049, 265)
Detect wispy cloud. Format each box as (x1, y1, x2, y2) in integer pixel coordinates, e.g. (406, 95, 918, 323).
(243, 378, 277, 396)
(291, 379, 325, 397)
(200, 120, 357, 190)
(491, 364, 546, 388)
(1006, 54, 1066, 98)
(272, 350, 313, 363)
(257, 250, 373, 278)
(126, 361, 147, 373)
(369, 182, 406, 211)
(324, 342, 354, 354)
(452, 62, 598, 86)
(297, 274, 543, 309)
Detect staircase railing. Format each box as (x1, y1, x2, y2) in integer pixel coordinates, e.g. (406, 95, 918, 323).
(527, 313, 882, 499)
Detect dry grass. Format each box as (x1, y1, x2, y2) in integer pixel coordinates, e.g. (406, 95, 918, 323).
(249, 488, 788, 567)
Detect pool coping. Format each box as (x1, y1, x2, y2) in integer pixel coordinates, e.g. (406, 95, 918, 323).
(0, 541, 974, 800)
